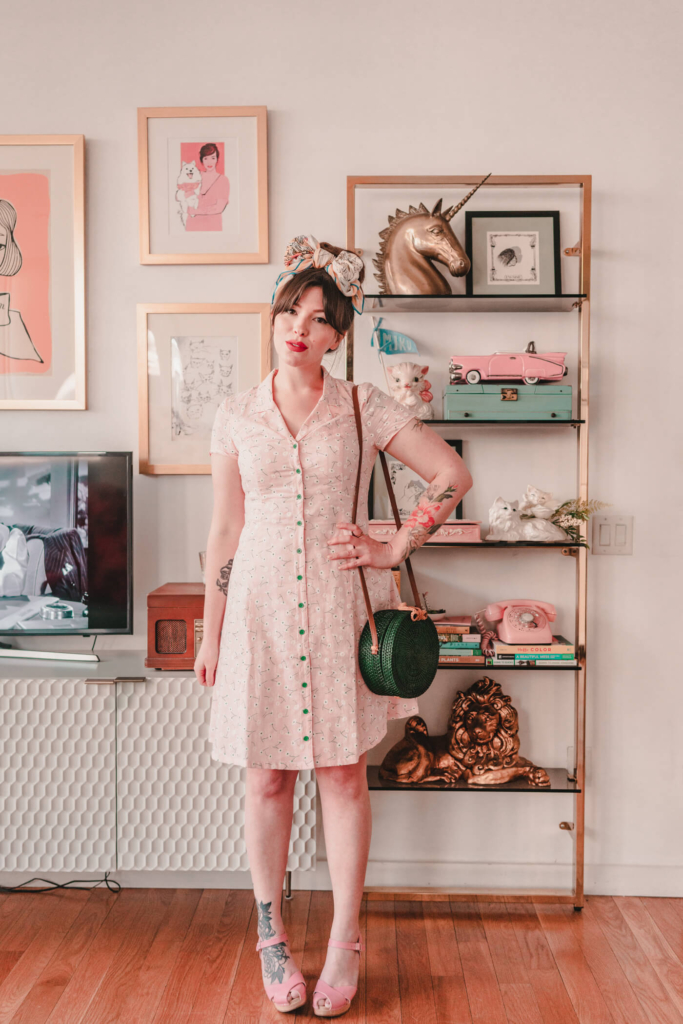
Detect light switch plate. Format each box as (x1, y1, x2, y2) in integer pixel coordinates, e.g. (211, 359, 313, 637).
(592, 514, 633, 555)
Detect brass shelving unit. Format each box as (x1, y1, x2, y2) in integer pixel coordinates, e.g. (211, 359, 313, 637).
(347, 175, 591, 909)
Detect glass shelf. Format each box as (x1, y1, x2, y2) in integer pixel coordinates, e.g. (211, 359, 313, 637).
(437, 663, 580, 671)
(364, 294, 586, 313)
(418, 540, 586, 548)
(367, 765, 580, 793)
(428, 419, 585, 425)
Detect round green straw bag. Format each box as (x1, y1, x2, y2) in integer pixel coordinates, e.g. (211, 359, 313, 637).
(351, 386, 440, 700)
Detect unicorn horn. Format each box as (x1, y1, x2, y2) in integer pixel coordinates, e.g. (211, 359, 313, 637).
(443, 173, 492, 222)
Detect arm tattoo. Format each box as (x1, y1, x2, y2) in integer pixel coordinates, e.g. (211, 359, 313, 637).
(399, 482, 458, 559)
(256, 899, 290, 983)
(215, 559, 233, 595)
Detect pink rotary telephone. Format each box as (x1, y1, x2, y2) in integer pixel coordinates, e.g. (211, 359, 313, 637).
(485, 600, 556, 644)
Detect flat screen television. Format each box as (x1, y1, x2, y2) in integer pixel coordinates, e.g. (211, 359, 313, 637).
(0, 452, 133, 639)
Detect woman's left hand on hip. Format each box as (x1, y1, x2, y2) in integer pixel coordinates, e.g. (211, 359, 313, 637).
(327, 521, 397, 570)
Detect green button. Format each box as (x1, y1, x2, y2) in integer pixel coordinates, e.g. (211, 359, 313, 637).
(303, 708, 309, 714)
(304, 736, 309, 741)
(297, 548, 302, 553)
(297, 575, 303, 580)
(297, 520, 302, 526)
(299, 628, 305, 634)
(302, 682, 308, 687)
(297, 494, 301, 499)
(298, 602, 304, 608)
(300, 655, 306, 661)
(296, 468, 301, 474)
(293, 443, 297, 448)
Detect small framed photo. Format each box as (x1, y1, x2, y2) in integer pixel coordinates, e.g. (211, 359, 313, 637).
(368, 440, 463, 520)
(138, 303, 271, 475)
(0, 135, 85, 409)
(465, 211, 561, 296)
(138, 106, 268, 265)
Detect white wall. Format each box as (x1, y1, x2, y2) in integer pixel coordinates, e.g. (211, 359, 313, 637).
(3, 0, 682, 895)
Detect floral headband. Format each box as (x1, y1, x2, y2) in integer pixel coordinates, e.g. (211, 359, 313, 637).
(271, 234, 364, 315)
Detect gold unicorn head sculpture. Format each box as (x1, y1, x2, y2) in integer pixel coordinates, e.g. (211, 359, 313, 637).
(373, 174, 491, 295)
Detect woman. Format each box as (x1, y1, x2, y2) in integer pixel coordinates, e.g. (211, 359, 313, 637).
(196, 236, 472, 1017)
(186, 142, 230, 231)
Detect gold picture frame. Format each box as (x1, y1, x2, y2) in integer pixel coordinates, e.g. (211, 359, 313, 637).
(138, 106, 269, 265)
(138, 302, 271, 475)
(0, 134, 85, 410)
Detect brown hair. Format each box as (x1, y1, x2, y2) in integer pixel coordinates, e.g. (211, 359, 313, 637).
(199, 143, 220, 165)
(271, 241, 365, 339)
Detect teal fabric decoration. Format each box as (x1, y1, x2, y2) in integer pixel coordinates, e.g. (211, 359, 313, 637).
(371, 318, 419, 355)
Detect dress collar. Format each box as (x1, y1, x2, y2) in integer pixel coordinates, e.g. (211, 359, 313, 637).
(257, 365, 343, 440)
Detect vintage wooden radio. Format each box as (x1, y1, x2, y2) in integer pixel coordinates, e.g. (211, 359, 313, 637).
(145, 582, 205, 670)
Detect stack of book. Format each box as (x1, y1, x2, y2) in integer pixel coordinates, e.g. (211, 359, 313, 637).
(485, 635, 577, 667)
(435, 616, 485, 665)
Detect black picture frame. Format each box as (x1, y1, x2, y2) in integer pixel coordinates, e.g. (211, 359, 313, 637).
(368, 439, 463, 521)
(465, 211, 561, 296)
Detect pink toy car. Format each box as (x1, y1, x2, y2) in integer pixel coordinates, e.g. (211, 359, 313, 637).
(449, 342, 567, 385)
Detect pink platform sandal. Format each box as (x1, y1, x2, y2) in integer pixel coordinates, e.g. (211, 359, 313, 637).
(256, 931, 307, 1013)
(313, 937, 364, 1018)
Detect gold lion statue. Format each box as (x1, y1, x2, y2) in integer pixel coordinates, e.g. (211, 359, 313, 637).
(379, 676, 550, 788)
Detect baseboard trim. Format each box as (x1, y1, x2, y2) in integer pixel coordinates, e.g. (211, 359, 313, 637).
(1, 861, 681, 896)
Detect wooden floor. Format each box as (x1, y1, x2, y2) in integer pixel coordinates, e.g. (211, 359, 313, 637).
(1, 890, 683, 1023)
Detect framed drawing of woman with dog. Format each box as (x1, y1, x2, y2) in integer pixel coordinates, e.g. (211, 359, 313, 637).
(138, 106, 268, 265)
(0, 134, 86, 410)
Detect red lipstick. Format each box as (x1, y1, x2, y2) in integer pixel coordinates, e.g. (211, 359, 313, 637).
(286, 340, 307, 352)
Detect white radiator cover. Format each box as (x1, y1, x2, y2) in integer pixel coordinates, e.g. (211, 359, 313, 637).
(117, 677, 316, 872)
(0, 674, 316, 874)
(0, 677, 116, 873)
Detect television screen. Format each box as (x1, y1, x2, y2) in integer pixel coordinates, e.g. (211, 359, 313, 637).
(0, 452, 132, 634)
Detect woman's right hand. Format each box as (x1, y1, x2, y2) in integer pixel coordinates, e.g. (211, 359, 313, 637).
(195, 643, 220, 687)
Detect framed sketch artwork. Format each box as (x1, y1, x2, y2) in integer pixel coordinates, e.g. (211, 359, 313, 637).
(138, 304, 271, 475)
(465, 211, 561, 296)
(138, 107, 268, 265)
(0, 135, 85, 410)
(368, 440, 464, 520)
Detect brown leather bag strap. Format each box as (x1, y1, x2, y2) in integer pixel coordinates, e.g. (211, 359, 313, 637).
(351, 386, 379, 655)
(378, 449, 423, 610)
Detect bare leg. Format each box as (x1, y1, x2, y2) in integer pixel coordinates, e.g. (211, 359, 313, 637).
(313, 753, 371, 1010)
(245, 767, 301, 1001)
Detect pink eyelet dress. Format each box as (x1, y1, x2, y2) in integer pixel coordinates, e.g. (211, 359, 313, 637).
(208, 367, 420, 769)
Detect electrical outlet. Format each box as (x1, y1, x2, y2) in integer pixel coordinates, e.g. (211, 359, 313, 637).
(591, 515, 633, 555)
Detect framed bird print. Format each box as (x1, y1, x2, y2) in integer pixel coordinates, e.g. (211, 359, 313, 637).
(0, 135, 85, 410)
(138, 106, 269, 265)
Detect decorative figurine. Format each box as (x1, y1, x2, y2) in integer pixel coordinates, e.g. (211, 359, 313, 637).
(373, 175, 491, 295)
(386, 362, 434, 419)
(518, 483, 556, 520)
(486, 496, 568, 543)
(379, 676, 551, 787)
(449, 341, 567, 385)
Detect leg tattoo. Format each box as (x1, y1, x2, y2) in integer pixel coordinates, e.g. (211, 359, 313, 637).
(257, 899, 290, 984)
(216, 558, 233, 595)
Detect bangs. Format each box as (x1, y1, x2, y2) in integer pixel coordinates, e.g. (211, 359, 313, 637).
(271, 268, 354, 336)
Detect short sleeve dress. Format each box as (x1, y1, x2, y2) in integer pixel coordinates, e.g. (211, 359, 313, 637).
(209, 367, 420, 769)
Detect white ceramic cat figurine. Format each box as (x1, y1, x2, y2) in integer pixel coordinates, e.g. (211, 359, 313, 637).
(387, 362, 434, 419)
(518, 484, 556, 520)
(486, 495, 568, 542)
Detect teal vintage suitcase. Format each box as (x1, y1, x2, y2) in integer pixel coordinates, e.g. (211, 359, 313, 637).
(443, 384, 573, 421)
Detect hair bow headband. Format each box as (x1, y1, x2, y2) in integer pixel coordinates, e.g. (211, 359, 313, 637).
(272, 234, 364, 315)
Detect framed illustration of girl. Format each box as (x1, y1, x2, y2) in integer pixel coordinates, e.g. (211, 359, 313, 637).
(138, 107, 268, 265)
(0, 135, 85, 410)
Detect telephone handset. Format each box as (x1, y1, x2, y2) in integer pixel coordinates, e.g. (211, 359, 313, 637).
(484, 599, 556, 645)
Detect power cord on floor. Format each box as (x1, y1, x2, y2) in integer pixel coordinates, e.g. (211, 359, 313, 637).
(0, 871, 121, 894)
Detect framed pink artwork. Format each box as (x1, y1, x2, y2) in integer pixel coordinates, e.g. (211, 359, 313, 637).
(0, 135, 85, 410)
(138, 106, 269, 265)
